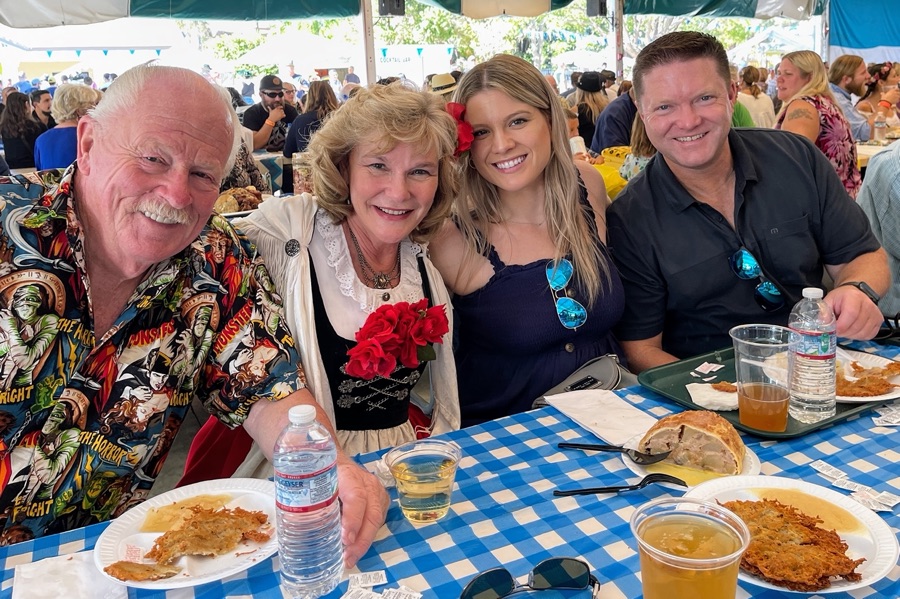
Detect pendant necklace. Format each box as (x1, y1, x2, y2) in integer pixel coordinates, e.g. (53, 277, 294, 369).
(346, 225, 401, 290)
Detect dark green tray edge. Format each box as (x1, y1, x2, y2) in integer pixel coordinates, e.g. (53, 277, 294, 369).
(636, 347, 883, 439)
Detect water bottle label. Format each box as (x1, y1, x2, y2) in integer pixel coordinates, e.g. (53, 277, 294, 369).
(792, 330, 835, 359)
(275, 461, 339, 513)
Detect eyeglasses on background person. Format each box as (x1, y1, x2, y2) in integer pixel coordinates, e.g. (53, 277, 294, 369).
(729, 247, 784, 312)
(546, 259, 588, 329)
(261, 90, 284, 99)
(459, 557, 601, 599)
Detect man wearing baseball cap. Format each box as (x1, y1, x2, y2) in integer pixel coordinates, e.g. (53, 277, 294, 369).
(242, 74, 299, 151)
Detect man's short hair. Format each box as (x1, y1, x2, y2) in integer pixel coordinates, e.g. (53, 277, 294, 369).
(30, 89, 49, 104)
(828, 55, 864, 86)
(633, 31, 730, 101)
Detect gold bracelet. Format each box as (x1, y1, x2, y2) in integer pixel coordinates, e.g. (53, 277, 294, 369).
(265, 119, 276, 127)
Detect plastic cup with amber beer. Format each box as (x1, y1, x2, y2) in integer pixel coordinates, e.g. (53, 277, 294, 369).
(384, 439, 460, 524)
(631, 497, 751, 599)
(730, 324, 793, 432)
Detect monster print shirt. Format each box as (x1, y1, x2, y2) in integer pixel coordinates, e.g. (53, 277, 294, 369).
(0, 166, 304, 544)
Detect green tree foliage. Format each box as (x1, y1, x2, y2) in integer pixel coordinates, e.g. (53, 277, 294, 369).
(375, 1, 479, 58)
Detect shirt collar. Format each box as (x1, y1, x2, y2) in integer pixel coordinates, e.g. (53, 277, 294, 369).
(829, 82, 851, 101)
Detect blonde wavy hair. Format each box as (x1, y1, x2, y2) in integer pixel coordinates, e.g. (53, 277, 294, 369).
(573, 87, 610, 123)
(50, 84, 103, 123)
(451, 53, 610, 305)
(777, 51, 834, 118)
(307, 83, 459, 243)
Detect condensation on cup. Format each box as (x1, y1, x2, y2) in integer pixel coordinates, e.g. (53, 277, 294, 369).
(569, 136, 587, 156)
(292, 152, 313, 195)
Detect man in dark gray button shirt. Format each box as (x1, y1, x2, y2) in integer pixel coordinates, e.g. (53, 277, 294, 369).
(607, 31, 889, 373)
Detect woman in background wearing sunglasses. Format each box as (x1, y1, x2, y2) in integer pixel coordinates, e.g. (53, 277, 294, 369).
(430, 54, 625, 427)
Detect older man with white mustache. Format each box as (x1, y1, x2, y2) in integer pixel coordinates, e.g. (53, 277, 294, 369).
(0, 65, 388, 564)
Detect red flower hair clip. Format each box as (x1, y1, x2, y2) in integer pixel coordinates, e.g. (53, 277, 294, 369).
(446, 102, 474, 158)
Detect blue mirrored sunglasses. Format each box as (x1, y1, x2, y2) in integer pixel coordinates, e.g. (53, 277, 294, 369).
(546, 259, 588, 329)
(459, 557, 601, 599)
(729, 247, 784, 312)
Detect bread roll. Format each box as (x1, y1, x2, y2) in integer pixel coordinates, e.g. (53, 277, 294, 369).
(638, 410, 744, 475)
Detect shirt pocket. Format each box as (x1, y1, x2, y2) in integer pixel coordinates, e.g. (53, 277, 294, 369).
(757, 214, 819, 288)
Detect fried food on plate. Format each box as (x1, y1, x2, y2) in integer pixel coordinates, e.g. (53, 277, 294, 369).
(140, 493, 232, 533)
(723, 498, 865, 591)
(214, 186, 264, 214)
(145, 506, 271, 565)
(103, 561, 181, 582)
(836, 360, 900, 397)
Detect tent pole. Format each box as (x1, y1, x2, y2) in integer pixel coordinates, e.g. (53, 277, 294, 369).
(615, 0, 625, 82)
(360, 0, 376, 85)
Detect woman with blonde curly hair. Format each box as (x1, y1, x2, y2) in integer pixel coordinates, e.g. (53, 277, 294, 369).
(181, 83, 461, 482)
(431, 54, 625, 426)
(775, 50, 860, 198)
(33, 84, 103, 170)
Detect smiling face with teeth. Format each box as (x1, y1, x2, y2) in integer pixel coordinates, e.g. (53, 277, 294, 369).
(75, 69, 233, 280)
(464, 89, 552, 201)
(637, 57, 736, 180)
(345, 140, 439, 257)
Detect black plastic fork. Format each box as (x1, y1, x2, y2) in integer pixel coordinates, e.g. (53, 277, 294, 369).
(557, 442, 672, 465)
(553, 473, 687, 497)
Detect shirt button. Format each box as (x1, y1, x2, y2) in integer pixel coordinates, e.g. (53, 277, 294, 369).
(565, 343, 575, 353)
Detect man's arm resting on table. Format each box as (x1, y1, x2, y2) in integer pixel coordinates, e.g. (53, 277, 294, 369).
(243, 389, 389, 568)
(621, 334, 678, 374)
(825, 248, 890, 339)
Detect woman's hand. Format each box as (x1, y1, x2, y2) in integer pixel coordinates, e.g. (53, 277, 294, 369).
(337, 456, 390, 568)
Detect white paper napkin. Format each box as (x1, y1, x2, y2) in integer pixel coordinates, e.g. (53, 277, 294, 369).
(13, 551, 126, 599)
(544, 389, 657, 446)
(685, 383, 739, 411)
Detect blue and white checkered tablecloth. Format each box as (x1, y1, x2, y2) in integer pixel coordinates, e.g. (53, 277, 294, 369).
(2, 342, 899, 598)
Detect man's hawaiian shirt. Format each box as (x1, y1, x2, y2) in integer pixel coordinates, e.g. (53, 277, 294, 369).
(0, 166, 304, 544)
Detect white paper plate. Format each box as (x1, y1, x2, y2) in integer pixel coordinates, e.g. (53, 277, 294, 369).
(836, 349, 900, 403)
(685, 475, 899, 594)
(94, 478, 277, 590)
(220, 210, 255, 219)
(621, 445, 761, 489)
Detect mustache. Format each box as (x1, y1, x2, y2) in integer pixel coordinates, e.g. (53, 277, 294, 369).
(132, 199, 190, 225)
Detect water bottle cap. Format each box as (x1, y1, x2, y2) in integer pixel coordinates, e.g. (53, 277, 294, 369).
(801, 287, 824, 299)
(288, 404, 316, 425)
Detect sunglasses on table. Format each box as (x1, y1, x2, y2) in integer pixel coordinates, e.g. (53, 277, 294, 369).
(547, 259, 588, 329)
(460, 557, 602, 599)
(261, 91, 285, 98)
(729, 247, 784, 312)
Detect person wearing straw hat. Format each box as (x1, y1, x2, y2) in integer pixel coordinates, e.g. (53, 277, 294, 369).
(430, 72, 458, 99)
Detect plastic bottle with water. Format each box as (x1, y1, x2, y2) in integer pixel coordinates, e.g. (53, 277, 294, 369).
(873, 109, 887, 143)
(274, 405, 343, 598)
(788, 287, 836, 424)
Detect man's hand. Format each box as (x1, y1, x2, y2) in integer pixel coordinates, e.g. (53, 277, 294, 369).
(824, 285, 884, 340)
(267, 104, 286, 123)
(336, 456, 389, 568)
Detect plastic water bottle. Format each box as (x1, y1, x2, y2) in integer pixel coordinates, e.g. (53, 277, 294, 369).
(873, 110, 887, 143)
(274, 405, 343, 598)
(788, 288, 836, 424)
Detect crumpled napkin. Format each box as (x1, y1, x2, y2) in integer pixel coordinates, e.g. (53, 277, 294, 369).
(686, 382, 739, 411)
(544, 389, 657, 446)
(13, 551, 126, 599)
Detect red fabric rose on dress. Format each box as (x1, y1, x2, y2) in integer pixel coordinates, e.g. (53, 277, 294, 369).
(346, 300, 449, 380)
(446, 102, 474, 158)
(346, 338, 397, 380)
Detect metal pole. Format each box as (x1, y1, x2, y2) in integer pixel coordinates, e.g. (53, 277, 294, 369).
(360, 0, 376, 85)
(615, 0, 625, 81)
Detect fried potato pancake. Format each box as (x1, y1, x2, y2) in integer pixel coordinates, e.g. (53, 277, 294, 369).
(104, 561, 181, 582)
(711, 381, 737, 393)
(836, 360, 900, 397)
(144, 506, 271, 565)
(140, 493, 232, 533)
(723, 498, 865, 591)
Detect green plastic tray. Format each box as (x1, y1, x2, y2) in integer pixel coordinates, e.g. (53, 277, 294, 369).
(636, 347, 883, 439)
